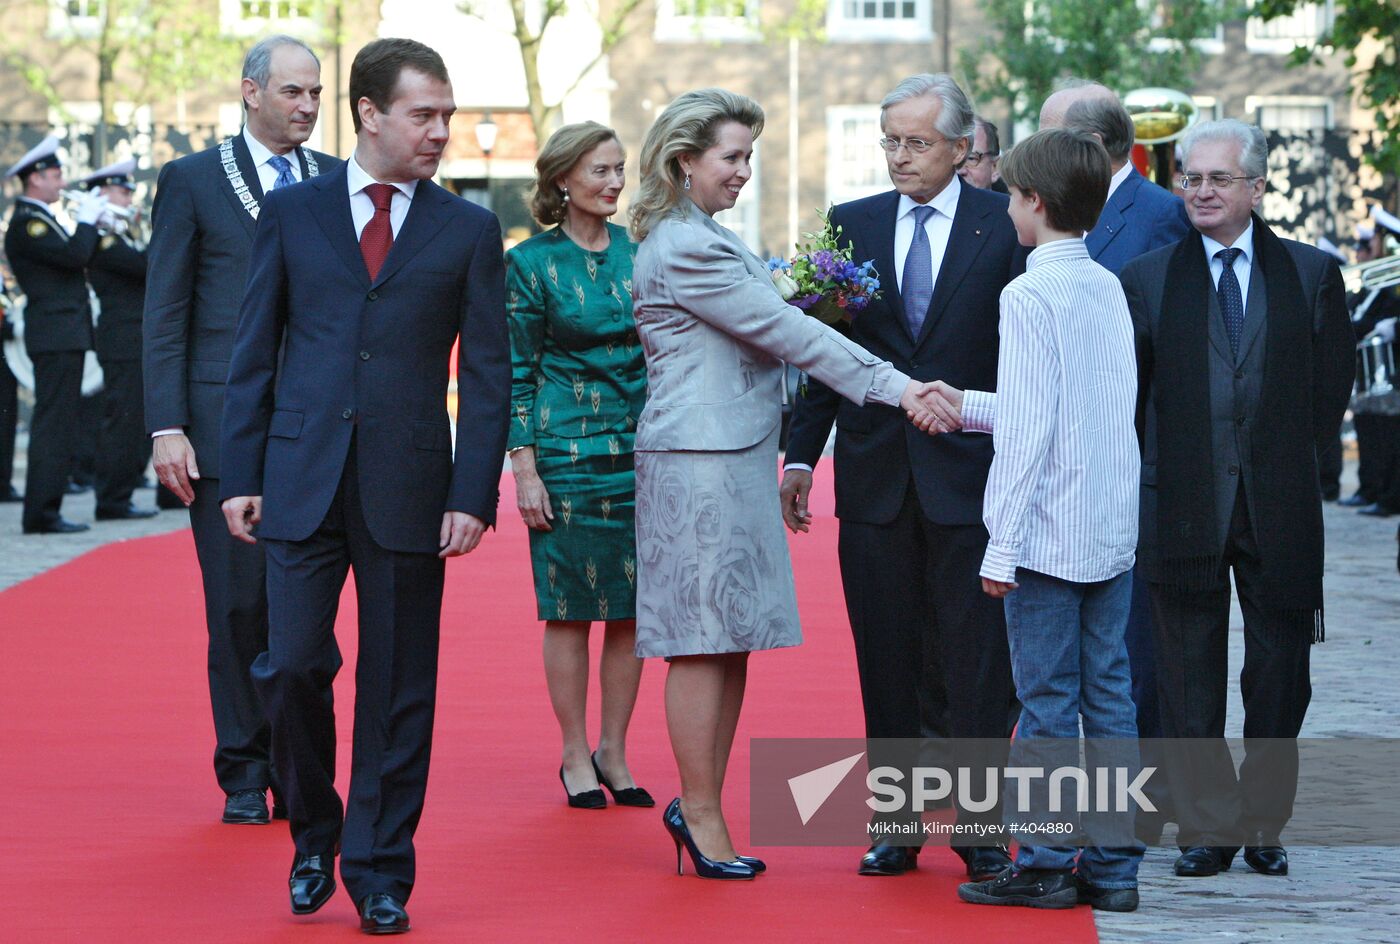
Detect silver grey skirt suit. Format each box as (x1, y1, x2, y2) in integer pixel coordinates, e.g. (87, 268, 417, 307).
(631, 200, 911, 658)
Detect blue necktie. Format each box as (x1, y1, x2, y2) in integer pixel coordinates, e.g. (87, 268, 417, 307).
(902, 205, 936, 336)
(1216, 247, 1244, 359)
(267, 154, 297, 190)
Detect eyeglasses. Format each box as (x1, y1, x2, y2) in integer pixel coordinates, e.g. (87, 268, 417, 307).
(878, 135, 947, 154)
(963, 150, 998, 168)
(1177, 173, 1259, 191)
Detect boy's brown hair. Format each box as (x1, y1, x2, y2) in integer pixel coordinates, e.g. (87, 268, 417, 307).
(998, 128, 1111, 234)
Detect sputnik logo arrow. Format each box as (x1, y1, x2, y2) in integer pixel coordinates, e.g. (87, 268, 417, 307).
(787, 752, 865, 825)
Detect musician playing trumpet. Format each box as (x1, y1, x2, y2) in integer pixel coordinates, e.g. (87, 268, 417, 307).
(81, 159, 158, 522)
(1343, 218, 1400, 517)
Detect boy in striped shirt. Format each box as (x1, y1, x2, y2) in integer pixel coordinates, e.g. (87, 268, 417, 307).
(921, 128, 1144, 912)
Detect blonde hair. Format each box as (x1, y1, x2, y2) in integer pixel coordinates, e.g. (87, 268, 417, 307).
(629, 88, 765, 242)
(529, 121, 622, 226)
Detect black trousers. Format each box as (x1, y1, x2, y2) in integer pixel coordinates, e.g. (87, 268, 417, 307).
(1150, 487, 1312, 847)
(838, 483, 1016, 829)
(1353, 413, 1400, 507)
(95, 358, 147, 513)
(0, 355, 17, 492)
(189, 476, 272, 794)
(70, 389, 101, 486)
(22, 351, 82, 530)
(254, 442, 446, 905)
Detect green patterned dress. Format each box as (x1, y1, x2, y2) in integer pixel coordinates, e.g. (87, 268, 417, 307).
(506, 223, 646, 622)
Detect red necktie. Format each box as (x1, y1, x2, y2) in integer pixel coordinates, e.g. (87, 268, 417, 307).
(360, 183, 396, 281)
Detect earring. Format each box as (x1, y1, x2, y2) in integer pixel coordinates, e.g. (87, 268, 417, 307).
(561, 187, 570, 203)
(683, 174, 692, 191)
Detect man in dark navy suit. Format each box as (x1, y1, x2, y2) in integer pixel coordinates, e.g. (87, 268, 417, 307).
(220, 38, 510, 934)
(143, 35, 337, 826)
(781, 74, 1024, 881)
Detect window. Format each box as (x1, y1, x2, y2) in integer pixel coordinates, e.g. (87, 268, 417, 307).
(49, 0, 104, 37)
(714, 145, 762, 250)
(1246, 1, 1333, 53)
(1141, 0, 1223, 54)
(654, 0, 760, 42)
(221, 0, 314, 35)
(826, 106, 886, 207)
(1192, 96, 1223, 123)
(826, 0, 931, 42)
(1247, 95, 1333, 132)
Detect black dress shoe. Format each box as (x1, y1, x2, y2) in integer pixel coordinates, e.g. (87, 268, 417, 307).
(290, 852, 337, 914)
(65, 480, 92, 495)
(956, 845, 1013, 881)
(272, 800, 289, 820)
(1243, 843, 1288, 876)
(1359, 502, 1394, 518)
(222, 788, 270, 824)
(1173, 845, 1236, 876)
(1074, 875, 1140, 912)
(95, 503, 159, 520)
(957, 867, 1077, 908)
(22, 517, 90, 534)
(1339, 493, 1371, 507)
(359, 893, 410, 934)
(858, 842, 918, 876)
(559, 766, 606, 809)
(0, 485, 21, 503)
(591, 752, 655, 807)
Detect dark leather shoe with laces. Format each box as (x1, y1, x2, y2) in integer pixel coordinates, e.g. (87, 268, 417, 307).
(1359, 502, 1394, 517)
(957, 867, 1077, 908)
(1338, 493, 1370, 507)
(222, 788, 269, 824)
(1173, 845, 1236, 876)
(858, 842, 918, 875)
(95, 503, 159, 520)
(1075, 875, 1140, 911)
(957, 845, 1013, 881)
(22, 517, 90, 534)
(290, 852, 336, 914)
(359, 894, 410, 934)
(1243, 843, 1288, 875)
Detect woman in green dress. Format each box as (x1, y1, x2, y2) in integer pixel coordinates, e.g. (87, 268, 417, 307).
(506, 122, 652, 809)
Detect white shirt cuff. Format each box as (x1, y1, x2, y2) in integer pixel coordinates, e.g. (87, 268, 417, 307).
(980, 542, 1020, 584)
(151, 427, 184, 438)
(783, 463, 814, 473)
(962, 390, 996, 434)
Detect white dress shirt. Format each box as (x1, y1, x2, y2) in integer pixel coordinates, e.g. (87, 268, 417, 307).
(1105, 162, 1134, 203)
(346, 152, 416, 240)
(961, 238, 1140, 584)
(1201, 221, 1254, 310)
(894, 175, 961, 295)
(243, 127, 302, 193)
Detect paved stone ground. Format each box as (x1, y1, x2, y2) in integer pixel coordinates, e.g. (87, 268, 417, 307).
(3, 445, 1396, 941)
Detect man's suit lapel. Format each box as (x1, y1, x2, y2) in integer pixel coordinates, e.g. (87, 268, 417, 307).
(1087, 170, 1141, 260)
(309, 163, 371, 289)
(371, 181, 455, 288)
(864, 192, 913, 347)
(1237, 257, 1268, 363)
(915, 189, 993, 349)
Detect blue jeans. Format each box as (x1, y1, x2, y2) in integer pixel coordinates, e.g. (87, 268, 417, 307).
(1004, 568, 1143, 889)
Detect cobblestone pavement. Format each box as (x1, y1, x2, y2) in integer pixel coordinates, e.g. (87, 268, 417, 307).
(2, 456, 1396, 941)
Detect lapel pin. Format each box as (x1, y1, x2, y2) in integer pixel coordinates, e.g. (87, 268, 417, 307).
(975, 228, 982, 236)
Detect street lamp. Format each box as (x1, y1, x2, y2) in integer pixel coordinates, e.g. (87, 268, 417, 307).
(474, 111, 497, 209)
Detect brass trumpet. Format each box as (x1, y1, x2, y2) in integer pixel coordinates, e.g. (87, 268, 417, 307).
(1341, 253, 1400, 292)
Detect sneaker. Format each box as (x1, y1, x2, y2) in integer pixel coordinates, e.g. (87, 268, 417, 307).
(957, 867, 1077, 908)
(1075, 875, 1140, 912)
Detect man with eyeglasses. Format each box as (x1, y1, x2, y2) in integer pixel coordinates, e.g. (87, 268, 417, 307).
(782, 73, 1025, 882)
(1119, 119, 1352, 880)
(957, 116, 1005, 194)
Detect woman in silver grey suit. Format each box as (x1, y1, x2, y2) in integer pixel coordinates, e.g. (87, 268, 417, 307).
(629, 88, 934, 879)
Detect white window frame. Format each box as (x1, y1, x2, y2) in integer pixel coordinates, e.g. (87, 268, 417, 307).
(1192, 96, 1223, 123)
(824, 0, 932, 43)
(1245, 0, 1334, 54)
(654, 0, 761, 42)
(220, 0, 317, 37)
(714, 144, 762, 250)
(48, 0, 107, 39)
(825, 105, 887, 208)
(1245, 95, 1334, 132)
(1141, 0, 1223, 54)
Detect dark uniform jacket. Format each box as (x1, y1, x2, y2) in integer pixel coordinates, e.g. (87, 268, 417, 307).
(4, 198, 98, 354)
(88, 232, 147, 363)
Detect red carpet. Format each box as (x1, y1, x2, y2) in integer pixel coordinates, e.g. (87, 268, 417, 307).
(1, 473, 1097, 943)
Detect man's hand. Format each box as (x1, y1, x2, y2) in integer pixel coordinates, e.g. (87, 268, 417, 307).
(152, 433, 200, 505)
(222, 496, 262, 544)
(906, 380, 964, 435)
(981, 577, 1017, 598)
(780, 468, 814, 533)
(440, 512, 488, 558)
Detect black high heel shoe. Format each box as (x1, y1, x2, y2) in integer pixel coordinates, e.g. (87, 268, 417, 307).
(736, 855, 766, 873)
(662, 798, 755, 880)
(559, 766, 606, 809)
(591, 752, 656, 808)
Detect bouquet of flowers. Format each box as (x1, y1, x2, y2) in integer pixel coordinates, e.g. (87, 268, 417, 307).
(767, 208, 881, 325)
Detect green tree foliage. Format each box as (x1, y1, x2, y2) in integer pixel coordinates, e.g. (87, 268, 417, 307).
(960, 0, 1232, 128)
(1254, 0, 1400, 177)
